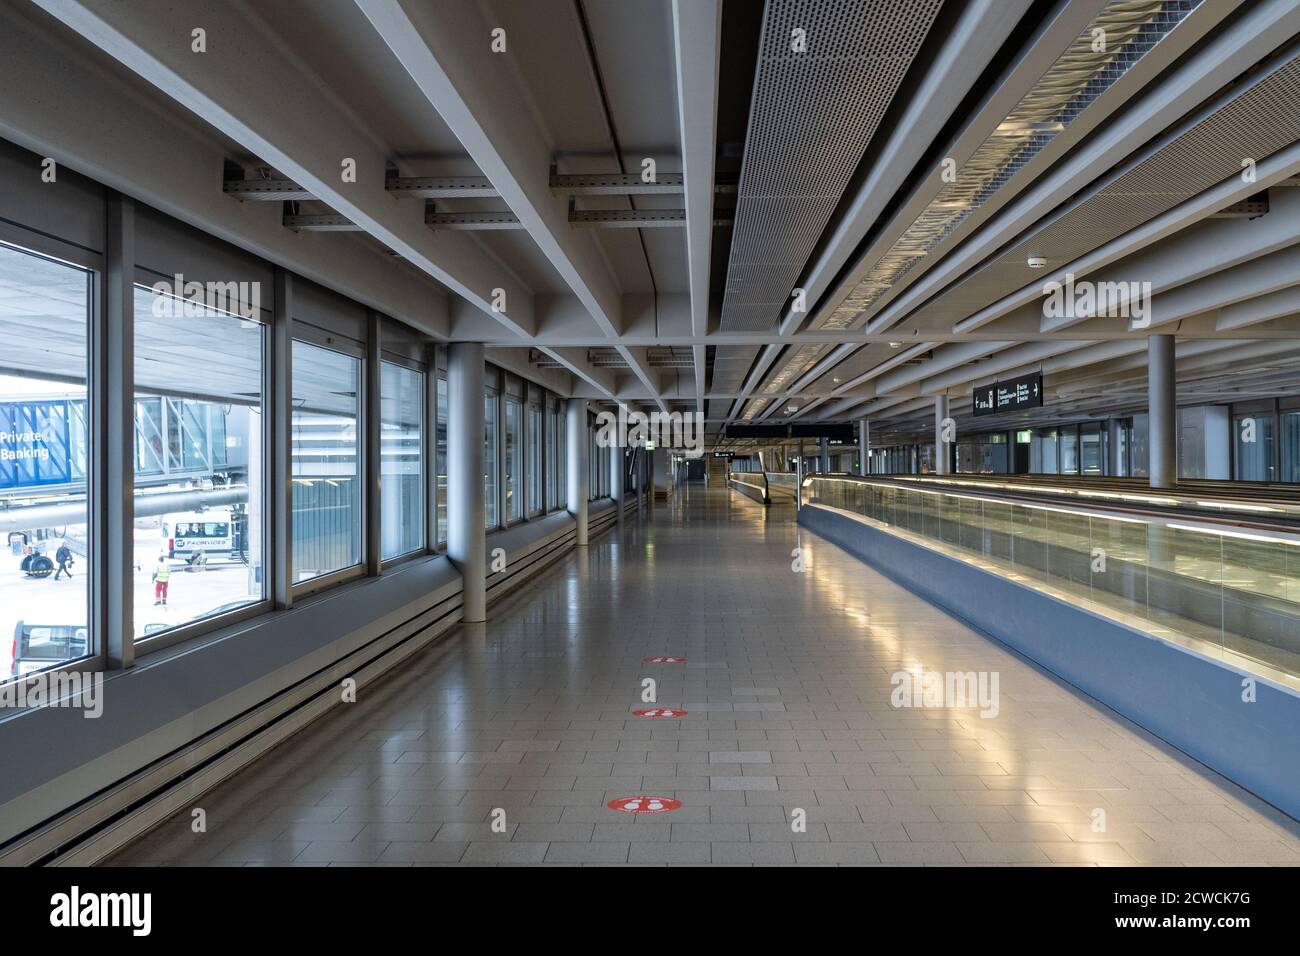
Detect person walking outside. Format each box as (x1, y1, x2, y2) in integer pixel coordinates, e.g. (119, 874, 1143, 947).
(53, 540, 75, 579)
(152, 554, 171, 606)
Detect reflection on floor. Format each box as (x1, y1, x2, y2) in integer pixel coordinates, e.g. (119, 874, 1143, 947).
(108, 484, 1300, 866)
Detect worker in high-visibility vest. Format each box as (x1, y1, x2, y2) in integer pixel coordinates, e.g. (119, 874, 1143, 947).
(152, 555, 171, 606)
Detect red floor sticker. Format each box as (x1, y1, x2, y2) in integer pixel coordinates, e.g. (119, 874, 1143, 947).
(643, 656, 686, 663)
(632, 708, 688, 718)
(607, 795, 682, 814)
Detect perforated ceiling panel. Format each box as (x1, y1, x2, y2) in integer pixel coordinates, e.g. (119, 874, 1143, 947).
(718, 0, 943, 333)
(745, 0, 1200, 413)
(916, 51, 1300, 331)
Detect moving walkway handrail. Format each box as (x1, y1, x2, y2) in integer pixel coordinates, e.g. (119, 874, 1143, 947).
(816, 473, 1300, 539)
(728, 470, 769, 501)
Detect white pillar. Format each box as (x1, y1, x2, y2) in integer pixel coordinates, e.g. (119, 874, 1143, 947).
(934, 395, 951, 475)
(1106, 418, 1123, 477)
(448, 343, 486, 622)
(567, 399, 589, 545)
(858, 419, 870, 475)
(819, 436, 831, 473)
(1148, 335, 1176, 488)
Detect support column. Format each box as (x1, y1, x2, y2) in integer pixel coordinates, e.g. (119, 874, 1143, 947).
(611, 444, 625, 522)
(448, 342, 486, 622)
(1106, 418, 1123, 477)
(819, 436, 830, 473)
(858, 419, 870, 475)
(567, 399, 589, 545)
(934, 395, 951, 475)
(1148, 335, 1176, 488)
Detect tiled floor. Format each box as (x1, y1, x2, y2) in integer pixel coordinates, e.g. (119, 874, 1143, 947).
(107, 485, 1300, 866)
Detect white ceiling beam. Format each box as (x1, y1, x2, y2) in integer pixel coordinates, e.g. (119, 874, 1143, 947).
(863, 0, 1300, 338)
(0, 2, 449, 338)
(733, 0, 1086, 417)
(1012, 145, 1300, 335)
(535, 347, 618, 399)
(783, 0, 1038, 339)
(32, 0, 534, 337)
(356, 0, 623, 339)
(617, 346, 670, 415)
(671, 0, 721, 419)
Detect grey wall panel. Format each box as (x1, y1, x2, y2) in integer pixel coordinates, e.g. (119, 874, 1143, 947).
(0, 554, 461, 847)
(292, 276, 369, 346)
(133, 203, 275, 316)
(0, 137, 103, 258)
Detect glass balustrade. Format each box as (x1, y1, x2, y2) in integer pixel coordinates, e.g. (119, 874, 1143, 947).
(806, 476, 1300, 685)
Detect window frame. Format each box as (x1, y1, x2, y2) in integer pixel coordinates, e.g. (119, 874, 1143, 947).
(378, 357, 426, 566)
(130, 276, 272, 654)
(484, 374, 502, 531)
(288, 335, 367, 597)
(503, 393, 524, 527)
(0, 234, 106, 685)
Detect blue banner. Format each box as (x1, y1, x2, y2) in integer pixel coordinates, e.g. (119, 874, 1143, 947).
(0, 400, 74, 490)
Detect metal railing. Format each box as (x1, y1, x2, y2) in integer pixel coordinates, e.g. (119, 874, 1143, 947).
(728, 471, 769, 502)
(765, 472, 798, 501)
(805, 475, 1300, 686)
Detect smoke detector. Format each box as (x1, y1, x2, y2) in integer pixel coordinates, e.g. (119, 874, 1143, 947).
(1027, 255, 1047, 269)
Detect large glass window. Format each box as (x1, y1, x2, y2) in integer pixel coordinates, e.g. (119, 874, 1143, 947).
(292, 341, 362, 583)
(527, 403, 542, 516)
(0, 243, 92, 679)
(1060, 427, 1079, 474)
(436, 375, 448, 545)
(546, 406, 558, 511)
(557, 409, 566, 510)
(134, 285, 264, 638)
(1282, 410, 1300, 484)
(484, 389, 499, 528)
(380, 362, 423, 560)
(504, 396, 522, 522)
(1235, 412, 1276, 481)
(1080, 423, 1103, 476)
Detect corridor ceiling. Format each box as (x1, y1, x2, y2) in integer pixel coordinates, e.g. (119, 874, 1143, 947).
(10, 0, 1300, 447)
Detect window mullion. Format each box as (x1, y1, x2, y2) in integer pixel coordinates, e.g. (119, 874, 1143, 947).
(270, 269, 293, 609)
(364, 311, 382, 575)
(101, 193, 135, 669)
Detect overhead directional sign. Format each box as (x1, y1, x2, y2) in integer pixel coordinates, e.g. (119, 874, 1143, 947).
(973, 373, 1043, 417)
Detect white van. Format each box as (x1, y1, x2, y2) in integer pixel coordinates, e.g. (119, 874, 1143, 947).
(164, 509, 234, 560)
